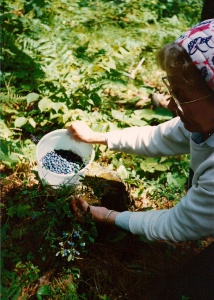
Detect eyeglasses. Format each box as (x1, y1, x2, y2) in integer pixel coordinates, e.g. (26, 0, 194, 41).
(162, 76, 213, 115)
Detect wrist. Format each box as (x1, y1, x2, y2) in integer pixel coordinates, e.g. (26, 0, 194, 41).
(90, 133, 107, 145)
(105, 210, 115, 221)
(105, 210, 120, 224)
(89, 206, 119, 223)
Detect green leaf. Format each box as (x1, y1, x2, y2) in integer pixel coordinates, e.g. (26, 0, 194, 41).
(28, 117, 37, 128)
(0, 120, 13, 138)
(117, 165, 129, 179)
(14, 117, 27, 128)
(11, 286, 21, 300)
(50, 112, 61, 120)
(140, 158, 163, 173)
(51, 102, 68, 113)
(68, 254, 73, 261)
(134, 108, 173, 121)
(6, 286, 21, 300)
(127, 118, 147, 126)
(67, 282, 76, 293)
(17, 204, 31, 218)
(111, 110, 147, 126)
(167, 172, 186, 187)
(40, 120, 48, 126)
(89, 237, 94, 243)
(154, 107, 173, 119)
(111, 110, 126, 121)
(36, 285, 52, 298)
(38, 98, 53, 112)
(100, 57, 116, 72)
(0, 150, 19, 167)
(133, 109, 154, 120)
(26, 93, 40, 105)
(140, 157, 172, 172)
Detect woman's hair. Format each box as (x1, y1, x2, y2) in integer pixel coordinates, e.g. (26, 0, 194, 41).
(157, 43, 199, 81)
(201, 0, 214, 21)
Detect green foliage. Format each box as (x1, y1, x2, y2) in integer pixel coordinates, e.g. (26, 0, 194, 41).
(1, 0, 203, 144)
(35, 268, 82, 300)
(1, 261, 40, 300)
(140, 0, 202, 22)
(0, 0, 202, 169)
(0, 138, 22, 167)
(107, 151, 189, 203)
(1, 182, 97, 299)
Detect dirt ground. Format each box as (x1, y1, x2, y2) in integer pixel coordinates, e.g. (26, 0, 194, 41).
(1, 165, 214, 300)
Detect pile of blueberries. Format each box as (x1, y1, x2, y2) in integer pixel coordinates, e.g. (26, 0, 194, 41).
(41, 149, 83, 175)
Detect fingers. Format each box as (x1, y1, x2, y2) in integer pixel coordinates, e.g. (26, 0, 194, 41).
(67, 121, 89, 143)
(77, 196, 89, 212)
(72, 196, 89, 211)
(67, 124, 79, 141)
(67, 121, 86, 134)
(71, 196, 91, 222)
(71, 196, 79, 212)
(71, 196, 111, 223)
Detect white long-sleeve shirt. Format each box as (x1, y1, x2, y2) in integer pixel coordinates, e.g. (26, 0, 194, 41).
(105, 117, 214, 242)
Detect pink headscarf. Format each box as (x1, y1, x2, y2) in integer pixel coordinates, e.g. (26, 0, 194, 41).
(175, 19, 214, 91)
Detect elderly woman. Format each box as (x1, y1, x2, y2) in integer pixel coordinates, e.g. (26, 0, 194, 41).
(69, 19, 214, 243)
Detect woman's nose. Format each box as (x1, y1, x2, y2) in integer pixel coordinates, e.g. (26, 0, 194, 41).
(167, 97, 177, 112)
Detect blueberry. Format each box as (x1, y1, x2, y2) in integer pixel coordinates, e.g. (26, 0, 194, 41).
(62, 232, 68, 238)
(73, 231, 79, 238)
(67, 241, 74, 246)
(41, 150, 83, 175)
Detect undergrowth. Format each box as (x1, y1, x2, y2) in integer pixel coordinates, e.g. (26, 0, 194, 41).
(1, 0, 208, 299)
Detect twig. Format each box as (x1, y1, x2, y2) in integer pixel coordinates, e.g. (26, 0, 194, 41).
(129, 57, 145, 79)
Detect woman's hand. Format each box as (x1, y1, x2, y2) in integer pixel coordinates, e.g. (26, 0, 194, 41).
(71, 196, 119, 224)
(67, 121, 107, 145)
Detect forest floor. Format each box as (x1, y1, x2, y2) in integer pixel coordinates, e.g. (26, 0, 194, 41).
(2, 164, 213, 300)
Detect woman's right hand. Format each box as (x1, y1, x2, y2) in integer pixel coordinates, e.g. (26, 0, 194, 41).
(71, 196, 120, 224)
(67, 121, 107, 145)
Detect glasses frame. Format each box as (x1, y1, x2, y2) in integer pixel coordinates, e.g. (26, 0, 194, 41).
(162, 76, 213, 115)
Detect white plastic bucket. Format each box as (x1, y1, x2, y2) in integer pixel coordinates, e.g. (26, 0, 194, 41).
(36, 129, 95, 187)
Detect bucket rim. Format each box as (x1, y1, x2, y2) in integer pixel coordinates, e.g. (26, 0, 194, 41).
(36, 128, 94, 178)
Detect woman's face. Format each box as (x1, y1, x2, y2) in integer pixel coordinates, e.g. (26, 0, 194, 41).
(166, 73, 214, 135)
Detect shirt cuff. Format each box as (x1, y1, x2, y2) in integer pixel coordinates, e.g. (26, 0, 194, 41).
(115, 211, 133, 232)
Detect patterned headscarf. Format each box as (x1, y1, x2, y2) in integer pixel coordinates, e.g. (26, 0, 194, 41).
(175, 19, 214, 91)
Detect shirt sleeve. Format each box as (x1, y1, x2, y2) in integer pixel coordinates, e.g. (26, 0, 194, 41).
(106, 117, 190, 157)
(116, 158, 214, 242)
(115, 211, 132, 231)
